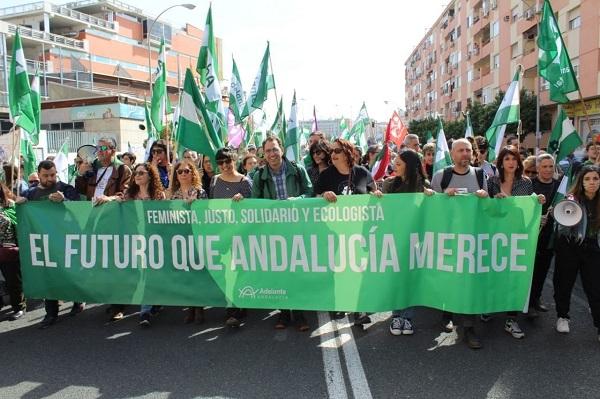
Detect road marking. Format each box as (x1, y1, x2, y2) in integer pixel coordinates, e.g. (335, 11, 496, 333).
(336, 315, 374, 399)
(317, 311, 348, 399)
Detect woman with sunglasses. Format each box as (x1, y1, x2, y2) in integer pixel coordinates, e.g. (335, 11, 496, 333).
(115, 163, 166, 326)
(315, 138, 382, 326)
(486, 146, 545, 339)
(209, 148, 253, 328)
(383, 150, 435, 336)
(167, 160, 207, 324)
(307, 139, 332, 187)
(553, 165, 600, 342)
(148, 140, 171, 189)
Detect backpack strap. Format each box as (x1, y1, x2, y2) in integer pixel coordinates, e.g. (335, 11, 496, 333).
(440, 166, 455, 192)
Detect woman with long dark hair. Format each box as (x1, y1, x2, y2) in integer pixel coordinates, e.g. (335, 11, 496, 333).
(554, 165, 600, 341)
(0, 182, 25, 320)
(487, 146, 545, 339)
(383, 150, 434, 335)
(307, 139, 332, 187)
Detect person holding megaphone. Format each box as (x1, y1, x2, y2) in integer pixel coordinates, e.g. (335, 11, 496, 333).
(553, 165, 600, 343)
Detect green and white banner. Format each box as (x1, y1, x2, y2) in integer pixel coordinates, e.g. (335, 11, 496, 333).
(17, 195, 541, 314)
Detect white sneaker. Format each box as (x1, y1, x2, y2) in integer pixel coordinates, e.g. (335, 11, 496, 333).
(556, 317, 570, 334)
(389, 317, 403, 336)
(504, 319, 525, 339)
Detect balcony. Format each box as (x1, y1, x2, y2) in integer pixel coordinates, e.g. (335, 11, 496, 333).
(0, 2, 116, 33)
(518, 5, 538, 33)
(521, 46, 537, 70)
(6, 22, 88, 52)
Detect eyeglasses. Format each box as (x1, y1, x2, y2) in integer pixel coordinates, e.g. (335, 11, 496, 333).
(524, 169, 538, 176)
(312, 150, 323, 156)
(97, 145, 113, 152)
(134, 170, 148, 176)
(151, 149, 165, 154)
(216, 159, 231, 165)
(177, 168, 192, 175)
(28, 180, 39, 184)
(332, 148, 344, 154)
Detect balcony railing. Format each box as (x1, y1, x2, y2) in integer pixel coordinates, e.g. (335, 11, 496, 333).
(0, 2, 45, 17)
(50, 4, 116, 30)
(64, 0, 143, 16)
(7, 22, 86, 51)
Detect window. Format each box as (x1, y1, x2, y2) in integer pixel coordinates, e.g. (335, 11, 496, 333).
(467, 69, 473, 82)
(511, 42, 519, 58)
(571, 58, 580, 79)
(511, 6, 519, 23)
(568, 7, 581, 30)
(74, 121, 84, 130)
(491, 21, 500, 37)
(569, 16, 581, 30)
(492, 54, 500, 69)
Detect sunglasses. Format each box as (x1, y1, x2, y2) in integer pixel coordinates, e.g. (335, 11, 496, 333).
(152, 149, 165, 154)
(332, 148, 344, 154)
(312, 150, 324, 156)
(28, 180, 39, 184)
(134, 170, 148, 176)
(177, 168, 191, 175)
(216, 159, 232, 165)
(97, 145, 113, 152)
(524, 169, 538, 176)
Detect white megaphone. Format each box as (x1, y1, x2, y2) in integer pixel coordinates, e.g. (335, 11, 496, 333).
(553, 199, 584, 227)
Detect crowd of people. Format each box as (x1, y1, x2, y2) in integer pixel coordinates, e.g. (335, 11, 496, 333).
(0, 130, 599, 350)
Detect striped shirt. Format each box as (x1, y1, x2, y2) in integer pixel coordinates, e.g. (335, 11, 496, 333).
(270, 162, 288, 200)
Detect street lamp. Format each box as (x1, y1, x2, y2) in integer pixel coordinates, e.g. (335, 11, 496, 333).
(146, 4, 196, 94)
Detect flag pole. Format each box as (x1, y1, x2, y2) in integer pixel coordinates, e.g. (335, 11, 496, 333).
(535, 75, 541, 156)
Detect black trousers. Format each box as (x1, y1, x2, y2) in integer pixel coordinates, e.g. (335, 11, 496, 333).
(529, 241, 554, 307)
(553, 237, 600, 330)
(44, 300, 84, 317)
(0, 259, 26, 312)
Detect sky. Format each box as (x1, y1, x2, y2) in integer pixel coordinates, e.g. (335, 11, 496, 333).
(9, 0, 448, 122)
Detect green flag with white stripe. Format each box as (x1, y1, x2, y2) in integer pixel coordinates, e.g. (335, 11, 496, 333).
(241, 43, 275, 118)
(9, 29, 36, 138)
(433, 117, 452, 174)
(150, 37, 167, 134)
(229, 57, 246, 124)
(485, 68, 521, 161)
(547, 109, 583, 162)
(285, 92, 299, 161)
(196, 4, 219, 87)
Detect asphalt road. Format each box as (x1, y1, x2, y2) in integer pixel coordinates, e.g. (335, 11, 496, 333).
(1, 279, 599, 399)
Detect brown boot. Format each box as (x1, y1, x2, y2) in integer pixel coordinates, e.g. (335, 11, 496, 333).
(183, 308, 195, 324)
(194, 307, 205, 324)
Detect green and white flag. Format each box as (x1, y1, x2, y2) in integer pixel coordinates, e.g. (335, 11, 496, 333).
(285, 91, 299, 161)
(433, 117, 452, 174)
(54, 139, 69, 183)
(270, 97, 286, 146)
(464, 112, 473, 139)
(144, 97, 158, 140)
(547, 108, 583, 162)
(20, 139, 37, 178)
(9, 29, 36, 137)
(229, 57, 246, 124)
(538, 0, 579, 103)
(349, 102, 369, 152)
(150, 37, 167, 133)
(241, 43, 275, 118)
(426, 131, 434, 143)
(198, 5, 227, 144)
(177, 68, 222, 162)
(196, 4, 219, 87)
(29, 69, 41, 145)
(485, 68, 521, 161)
(339, 117, 349, 139)
(553, 165, 574, 205)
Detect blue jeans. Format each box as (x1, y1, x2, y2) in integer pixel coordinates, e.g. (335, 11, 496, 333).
(392, 307, 416, 320)
(140, 305, 153, 315)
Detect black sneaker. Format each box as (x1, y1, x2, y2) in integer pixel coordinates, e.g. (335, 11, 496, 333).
(353, 312, 372, 326)
(68, 303, 85, 316)
(139, 313, 151, 328)
(39, 315, 58, 329)
(464, 327, 482, 350)
(225, 316, 241, 328)
(8, 310, 25, 321)
(534, 301, 549, 312)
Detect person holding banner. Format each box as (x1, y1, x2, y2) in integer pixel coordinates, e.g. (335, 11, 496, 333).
(383, 150, 434, 335)
(209, 147, 253, 328)
(0, 183, 25, 321)
(307, 139, 332, 187)
(17, 160, 83, 329)
(553, 165, 600, 342)
(252, 136, 312, 331)
(148, 140, 172, 189)
(167, 159, 207, 324)
(487, 146, 546, 339)
(315, 138, 382, 326)
(123, 163, 166, 327)
(431, 138, 488, 349)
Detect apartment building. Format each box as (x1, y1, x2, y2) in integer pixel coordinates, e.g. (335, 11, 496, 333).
(404, 0, 600, 144)
(0, 0, 222, 159)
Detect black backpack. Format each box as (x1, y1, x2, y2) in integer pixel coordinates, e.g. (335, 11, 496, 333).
(440, 166, 485, 192)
